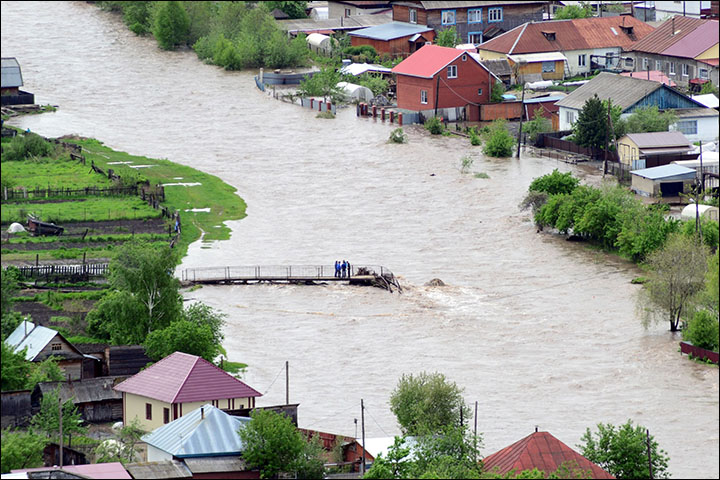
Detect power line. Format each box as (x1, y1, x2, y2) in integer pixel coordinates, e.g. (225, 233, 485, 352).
(364, 405, 391, 437)
(262, 363, 286, 395)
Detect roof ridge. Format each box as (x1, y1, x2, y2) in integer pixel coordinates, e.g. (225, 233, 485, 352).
(509, 22, 529, 55)
(171, 354, 202, 403)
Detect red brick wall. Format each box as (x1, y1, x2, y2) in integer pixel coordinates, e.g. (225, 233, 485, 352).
(396, 56, 491, 112)
(343, 442, 376, 473)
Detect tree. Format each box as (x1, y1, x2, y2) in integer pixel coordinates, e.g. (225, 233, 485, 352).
(1, 267, 23, 341)
(144, 318, 220, 362)
(683, 309, 719, 351)
(297, 67, 345, 103)
(264, 1, 308, 19)
(390, 372, 468, 436)
(578, 420, 670, 479)
(355, 73, 388, 97)
(364, 437, 414, 479)
(522, 108, 553, 142)
(435, 26, 459, 47)
(1, 342, 31, 391)
(490, 82, 505, 103)
(0, 428, 46, 473)
(122, 0, 153, 35)
(700, 251, 719, 316)
(572, 95, 606, 150)
(93, 419, 144, 464)
(624, 106, 677, 134)
(528, 170, 579, 196)
(184, 1, 216, 45)
(483, 119, 515, 158)
(238, 409, 321, 479)
(26, 356, 65, 390)
(554, 2, 592, 19)
(31, 388, 87, 443)
(616, 204, 679, 262)
(638, 233, 710, 332)
(153, 1, 190, 50)
(699, 81, 719, 95)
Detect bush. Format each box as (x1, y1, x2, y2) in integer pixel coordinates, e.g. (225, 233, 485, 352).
(2, 134, 54, 162)
(468, 127, 481, 146)
(459, 155, 474, 174)
(389, 128, 408, 144)
(528, 169, 579, 195)
(483, 119, 514, 157)
(679, 218, 719, 249)
(490, 82, 504, 103)
(683, 310, 719, 351)
(424, 116, 444, 135)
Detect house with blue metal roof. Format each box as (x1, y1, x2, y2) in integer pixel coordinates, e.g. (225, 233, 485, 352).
(6, 320, 90, 380)
(142, 404, 251, 461)
(1, 57, 34, 106)
(630, 163, 697, 197)
(349, 22, 435, 58)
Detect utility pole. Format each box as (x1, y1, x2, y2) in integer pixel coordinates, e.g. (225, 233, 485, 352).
(646, 429, 653, 479)
(696, 142, 704, 240)
(59, 395, 63, 468)
(603, 101, 610, 176)
(361, 399, 367, 475)
(434, 75, 441, 118)
(474, 401, 479, 463)
(516, 83, 526, 158)
(285, 361, 289, 406)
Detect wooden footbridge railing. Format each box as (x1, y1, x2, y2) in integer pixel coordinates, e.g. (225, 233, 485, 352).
(180, 265, 402, 292)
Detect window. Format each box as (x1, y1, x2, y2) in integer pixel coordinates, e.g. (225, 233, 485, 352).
(655, 60, 661, 71)
(51, 343, 62, 351)
(682, 63, 689, 76)
(477, 88, 483, 96)
(344, 8, 351, 17)
(606, 52, 615, 67)
(642, 58, 649, 70)
(566, 110, 575, 124)
(462, 54, 467, 61)
(468, 8, 482, 23)
(488, 7, 503, 22)
(163, 408, 170, 424)
(421, 90, 428, 104)
(624, 58, 633, 68)
(409, 8, 417, 24)
(441, 9, 456, 25)
(675, 120, 697, 135)
(542, 61, 555, 73)
(145, 403, 152, 420)
(447, 65, 457, 78)
(699, 68, 709, 79)
(468, 32, 483, 44)
(668, 62, 675, 75)
(578, 54, 586, 67)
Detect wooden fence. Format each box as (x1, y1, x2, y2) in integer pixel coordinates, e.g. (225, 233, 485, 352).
(16, 263, 109, 282)
(3, 185, 140, 201)
(680, 341, 719, 364)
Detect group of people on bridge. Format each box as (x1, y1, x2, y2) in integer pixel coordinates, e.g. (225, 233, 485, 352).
(334, 260, 351, 278)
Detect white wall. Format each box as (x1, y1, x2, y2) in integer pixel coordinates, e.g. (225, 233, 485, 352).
(565, 48, 625, 76)
(146, 444, 172, 462)
(670, 116, 720, 143)
(649, 1, 710, 20)
(558, 106, 579, 130)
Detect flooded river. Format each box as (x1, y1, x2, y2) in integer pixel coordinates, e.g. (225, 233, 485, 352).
(2, 2, 718, 477)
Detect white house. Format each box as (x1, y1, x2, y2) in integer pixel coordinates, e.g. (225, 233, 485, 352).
(669, 108, 720, 144)
(634, 1, 713, 21)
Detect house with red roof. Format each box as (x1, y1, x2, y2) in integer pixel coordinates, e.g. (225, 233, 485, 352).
(114, 351, 261, 431)
(477, 16, 655, 82)
(481, 430, 614, 478)
(629, 16, 719, 89)
(391, 44, 498, 121)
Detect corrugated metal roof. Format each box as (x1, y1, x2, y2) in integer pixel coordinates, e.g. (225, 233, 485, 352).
(662, 21, 719, 59)
(7, 321, 63, 361)
(36, 376, 126, 404)
(183, 457, 248, 474)
(620, 70, 676, 86)
(418, 1, 547, 9)
(508, 51, 567, 63)
(349, 21, 433, 41)
(393, 44, 479, 78)
(555, 72, 662, 110)
(113, 352, 261, 404)
(631, 16, 718, 57)
(524, 95, 566, 104)
(124, 461, 192, 479)
(625, 131, 690, 149)
(1, 57, 23, 88)
(630, 164, 697, 180)
(479, 16, 654, 55)
(482, 431, 615, 479)
(11, 463, 131, 479)
(142, 404, 251, 458)
(278, 12, 391, 33)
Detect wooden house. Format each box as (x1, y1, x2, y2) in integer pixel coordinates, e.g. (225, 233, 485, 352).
(328, 1, 392, 19)
(348, 21, 435, 57)
(391, 44, 498, 121)
(617, 131, 695, 169)
(1, 57, 34, 105)
(32, 376, 127, 423)
(391, 1, 548, 45)
(113, 351, 262, 431)
(1, 389, 32, 429)
(6, 321, 97, 380)
(630, 164, 698, 197)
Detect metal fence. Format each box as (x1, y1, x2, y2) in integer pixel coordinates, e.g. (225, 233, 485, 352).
(181, 264, 390, 282)
(15, 263, 109, 281)
(3, 185, 140, 201)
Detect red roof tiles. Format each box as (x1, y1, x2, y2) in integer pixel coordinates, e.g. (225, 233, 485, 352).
(392, 44, 478, 78)
(482, 431, 615, 479)
(114, 352, 261, 403)
(631, 16, 719, 58)
(479, 16, 655, 54)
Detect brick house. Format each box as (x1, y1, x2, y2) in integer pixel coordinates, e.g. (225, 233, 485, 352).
(392, 44, 497, 121)
(349, 22, 435, 57)
(391, 1, 549, 45)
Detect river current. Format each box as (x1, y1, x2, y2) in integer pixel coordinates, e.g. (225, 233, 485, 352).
(2, 2, 718, 477)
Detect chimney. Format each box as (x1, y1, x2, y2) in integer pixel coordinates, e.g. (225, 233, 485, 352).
(201, 407, 204, 419)
(535, 425, 539, 433)
(672, 17, 675, 35)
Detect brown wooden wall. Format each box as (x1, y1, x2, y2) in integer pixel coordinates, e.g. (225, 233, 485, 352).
(481, 101, 523, 121)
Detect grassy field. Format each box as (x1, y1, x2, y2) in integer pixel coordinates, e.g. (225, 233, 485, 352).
(2, 155, 115, 190)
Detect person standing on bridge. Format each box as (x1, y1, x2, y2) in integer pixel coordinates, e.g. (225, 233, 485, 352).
(335, 261, 341, 278)
(346, 260, 351, 278)
(341, 260, 347, 278)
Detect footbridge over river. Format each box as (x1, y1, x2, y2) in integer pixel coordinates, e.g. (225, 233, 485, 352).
(180, 265, 402, 292)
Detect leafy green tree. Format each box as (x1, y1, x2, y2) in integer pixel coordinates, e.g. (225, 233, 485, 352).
(680, 218, 719, 249)
(616, 204, 679, 261)
(390, 372, 469, 436)
(93, 419, 144, 464)
(264, 1, 308, 19)
(364, 436, 414, 479)
(86, 290, 148, 344)
(1, 342, 31, 391)
(355, 73, 388, 97)
(490, 82, 505, 103)
(297, 67, 345, 103)
(0, 428, 47, 473)
(31, 388, 87, 443)
(624, 106, 677, 134)
(238, 409, 321, 479)
(153, 1, 190, 50)
(522, 108, 553, 142)
(26, 356, 65, 390)
(122, 1, 153, 35)
(700, 251, 719, 315)
(578, 420, 670, 479)
(184, 1, 216, 45)
(144, 318, 220, 362)
(574, 184, 636, 249)
(638, 233, 710, 332)
(435, 26, 459, 47)
(528, 170, 579, 195)
(1, 267, 23, 341)
(554, 2, 592, 19)
(683, 309, 719, 351)
(483, 119, 515, 158)
(573, 95, 606, 150)
(699, 81, 719, 95)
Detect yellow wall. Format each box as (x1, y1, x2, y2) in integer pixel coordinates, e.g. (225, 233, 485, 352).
(476, 49, 507, 60)
(181, 397, 253, 415)
(618, 136, 640, 165)
(695, 44, 719, 60)
(508, 59, 565, 80)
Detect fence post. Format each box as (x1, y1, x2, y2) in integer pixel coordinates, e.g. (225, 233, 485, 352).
(398, 112, 403, 126)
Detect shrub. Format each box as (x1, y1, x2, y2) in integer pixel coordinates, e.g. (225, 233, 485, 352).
(459, 155, 474, 174)
(490, 82, 504, 103)
(483, 119, 514, 157)
(468, 127, 482, 146)
(528, 169, 579, 195)
(424, 116, 444, 135)
(389, 128, 408, 144)
(2, 134, 54, 162)
(679, 218, 719, 249)
(683, 310, 719, 351)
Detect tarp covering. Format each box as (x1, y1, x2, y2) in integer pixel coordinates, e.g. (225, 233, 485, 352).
(337, 82, 374, 102)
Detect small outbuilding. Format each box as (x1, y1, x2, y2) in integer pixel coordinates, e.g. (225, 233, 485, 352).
(349, 21, 435, 58)
(1, 57, 34, 105)
(337, 81, 374, 102)
(681, 204, 719, 222)
(306, 33, 335, 55)
(630, 164, 697, 197)
(617, 131, 695, 169)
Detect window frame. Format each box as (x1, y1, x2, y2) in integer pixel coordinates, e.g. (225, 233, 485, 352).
(163, 408, 170, 424)
(682, 63, 689, 76)
(51, 343, 62, 351)
(146, 403, 152, 420)
(578, 54, 586, 67)
(699, 68, 709, 79)
(668, 62, 676, 75)
(441, 9, 456, 25)
(421, 90, 428, 104)
(675, 119, 697, 135)
(477, 88, 483, 96)
(344, 8, 351, 17)
(409, 8, 417, 24)
(642, 58, 649, 70)
(468, 8, 482, 24)
(488, 7, 503, 23)
(655, 59, 661, 71)
(542, 61, 556, 73)
(468, 31, 483, 44)
(447, 64, 458, 78)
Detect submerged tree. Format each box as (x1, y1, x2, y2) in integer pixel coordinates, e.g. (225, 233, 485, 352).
(153, 1, 190, 50)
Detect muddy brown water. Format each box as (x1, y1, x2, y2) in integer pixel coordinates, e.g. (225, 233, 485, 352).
(2, 2, 718, 477)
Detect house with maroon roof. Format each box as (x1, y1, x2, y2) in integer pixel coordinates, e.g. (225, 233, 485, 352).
(628, 16, 719, 89)
(391, 44, 498, 121)
(482, 430, 615, 478)
(114, 351, 261, 431)
(477, 16, 655, 82)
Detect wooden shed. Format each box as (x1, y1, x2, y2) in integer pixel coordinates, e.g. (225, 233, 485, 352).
(32, 376, 127, 423)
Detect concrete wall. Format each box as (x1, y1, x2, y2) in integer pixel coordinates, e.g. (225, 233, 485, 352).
(628, 52, 720, 87)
